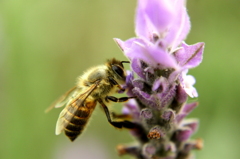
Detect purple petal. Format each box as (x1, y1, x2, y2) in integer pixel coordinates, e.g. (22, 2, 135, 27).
(174, 42, 205, 69)
(181, 119, 199, 134)
(144, 44, 179, 69)
(135, 0, 174, 41)
(125, 71, 135, 96)
(114, 38, 125, 52)
(115, 38, 147, 61)
(116, 38, 179, 70)
(174, 128, 192, 142)
(175, 84, 188, 104)
(114, 38, 144, 52)
(176, 102, 198, 123)
(181, 102, 198, 114)
(131, 58, 146, 79)
(126, 71, 134, 86)
(163, 0, 191, 50)
(175, 113, 186, 123)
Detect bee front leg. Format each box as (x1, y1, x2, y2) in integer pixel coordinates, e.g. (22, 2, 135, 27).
(108, 76, 125, 92)
(105, 96, 135, 103)
(98, 99, 136, 129)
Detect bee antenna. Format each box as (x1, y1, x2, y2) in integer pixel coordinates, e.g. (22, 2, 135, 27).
(121, 61, 130, 64)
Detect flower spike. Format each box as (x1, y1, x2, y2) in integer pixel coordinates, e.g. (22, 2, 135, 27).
(114, 0, 205, 158)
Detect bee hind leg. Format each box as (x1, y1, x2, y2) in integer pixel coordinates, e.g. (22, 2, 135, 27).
(111, 112, 132, 120)
(105, 96, 135, 120)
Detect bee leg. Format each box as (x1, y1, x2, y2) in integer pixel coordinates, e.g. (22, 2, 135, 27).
(111, 112, 132, 120)
(105, 96, 135, 103)
(108, 76, 125, 92)
(98, 99, 136, 129)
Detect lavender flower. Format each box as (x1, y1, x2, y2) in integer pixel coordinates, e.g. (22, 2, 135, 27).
(114, 0, 204, 158)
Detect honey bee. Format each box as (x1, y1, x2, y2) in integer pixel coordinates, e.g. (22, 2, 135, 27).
(48, 58, 136, 141)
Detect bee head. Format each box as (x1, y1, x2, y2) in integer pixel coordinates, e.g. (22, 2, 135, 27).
(106, 58, 130, 83)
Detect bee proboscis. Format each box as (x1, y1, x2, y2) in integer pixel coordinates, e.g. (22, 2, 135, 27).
(47, 58, 136, 141)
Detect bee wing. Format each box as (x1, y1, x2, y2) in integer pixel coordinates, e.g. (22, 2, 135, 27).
(55, 80, 101, 135)
(45, 86, 78, 113)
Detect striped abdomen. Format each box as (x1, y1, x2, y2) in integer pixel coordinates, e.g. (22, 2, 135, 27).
(63, 101, 96, 141)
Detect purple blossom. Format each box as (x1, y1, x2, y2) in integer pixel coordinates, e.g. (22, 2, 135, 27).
(114, 0, 204, 158)
(135, 0, 191, 50)
(114, 38, 179, 71)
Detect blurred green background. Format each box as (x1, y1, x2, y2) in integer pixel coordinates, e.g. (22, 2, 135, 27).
(0, 0, 239, 159)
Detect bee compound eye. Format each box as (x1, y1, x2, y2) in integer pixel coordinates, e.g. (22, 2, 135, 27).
(112, 65, 124, 77)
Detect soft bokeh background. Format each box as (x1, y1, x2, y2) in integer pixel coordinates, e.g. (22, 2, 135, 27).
(0, 0, 239, 159)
